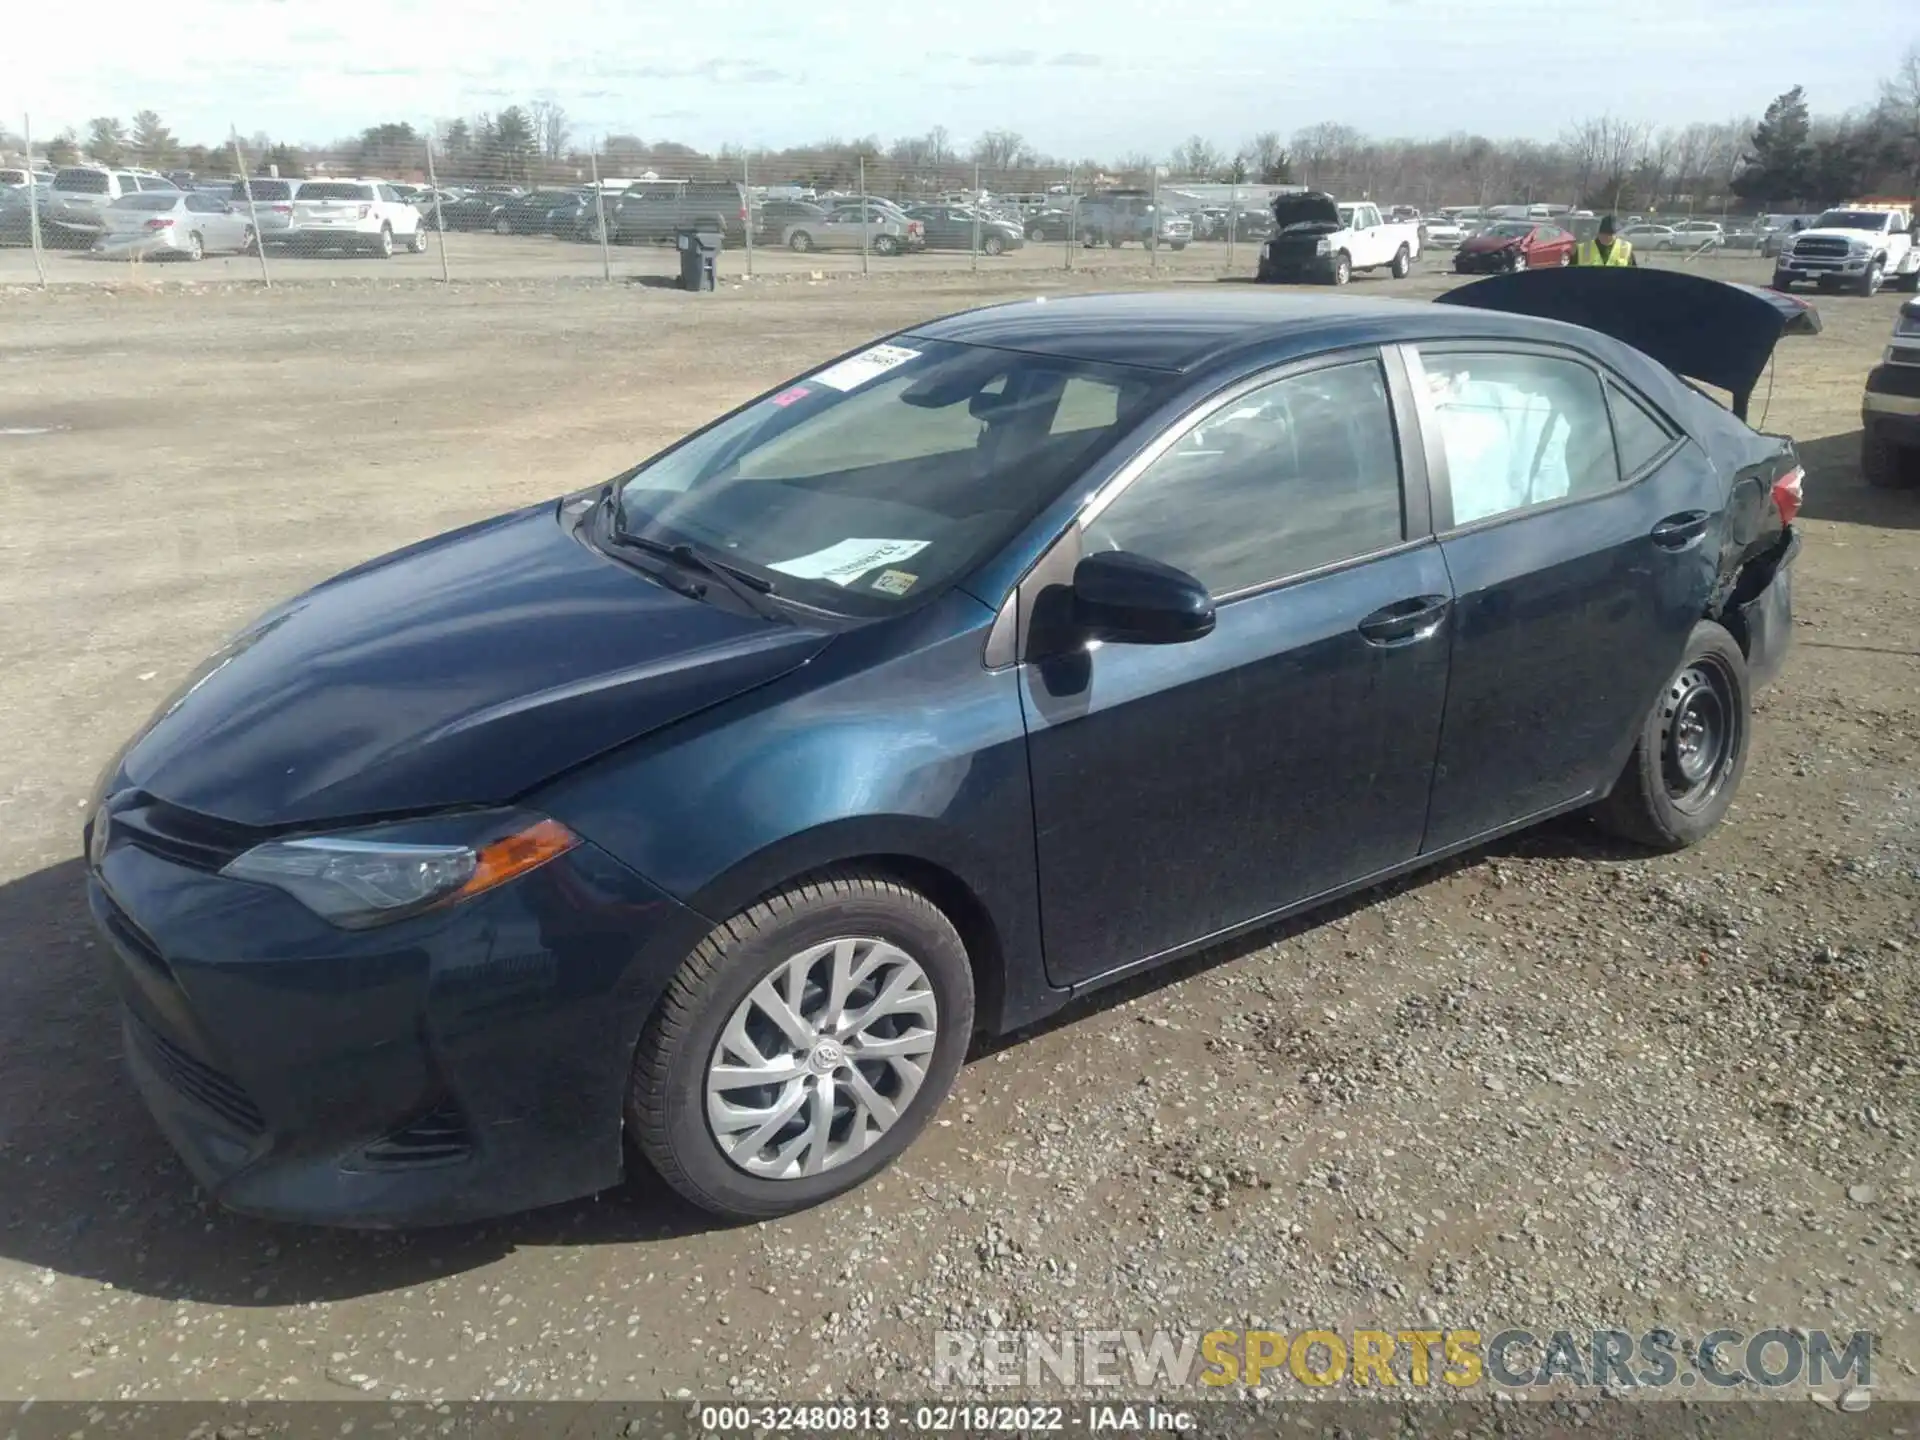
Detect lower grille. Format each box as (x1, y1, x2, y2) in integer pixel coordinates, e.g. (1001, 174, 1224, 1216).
(130, 1017, 267, 1135)
(356, 1102, 474, 1170)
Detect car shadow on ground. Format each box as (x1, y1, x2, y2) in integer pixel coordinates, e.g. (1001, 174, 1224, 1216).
(1796, 429, 1920, 530)
(0, 857, 725, 1307)
(0, 813, 1642, 1304)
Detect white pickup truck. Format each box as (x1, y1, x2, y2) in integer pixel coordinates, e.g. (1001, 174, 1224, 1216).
(287, 178, 429, 257)
(1772, 204, 1918, 296)
(1256, 191, 1423, 286)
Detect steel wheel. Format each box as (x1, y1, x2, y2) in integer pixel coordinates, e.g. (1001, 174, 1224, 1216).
(705, 938, 937, 1180)
(1660, 657, 1740, 815)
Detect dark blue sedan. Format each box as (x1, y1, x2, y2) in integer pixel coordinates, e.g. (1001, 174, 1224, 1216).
(86, 275, 1813, 1225)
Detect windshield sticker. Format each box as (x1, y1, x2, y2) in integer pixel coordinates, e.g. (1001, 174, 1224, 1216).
(768, 538, 930, 585)
(870, 569, 918, 597)
(811, 344, 921, 393)
(770, 385, 812, 407)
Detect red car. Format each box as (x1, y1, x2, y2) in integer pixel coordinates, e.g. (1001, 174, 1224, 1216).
(1452, 221, 1576, 274)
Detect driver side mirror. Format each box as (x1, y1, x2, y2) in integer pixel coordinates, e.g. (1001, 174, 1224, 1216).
(1071, 550, 1215, 645)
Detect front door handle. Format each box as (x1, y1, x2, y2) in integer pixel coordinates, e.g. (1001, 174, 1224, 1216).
(1357, 595, 1451, 647)
(1651, 510, 1710, 550)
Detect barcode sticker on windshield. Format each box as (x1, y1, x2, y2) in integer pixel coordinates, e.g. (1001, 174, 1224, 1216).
(769, 538, 931, 585)
(811, 344, 921, 393)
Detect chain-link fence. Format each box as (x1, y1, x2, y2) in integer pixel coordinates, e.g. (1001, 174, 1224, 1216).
(2, 118, 1784, 290)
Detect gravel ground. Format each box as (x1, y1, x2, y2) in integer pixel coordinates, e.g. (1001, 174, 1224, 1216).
(0, 256, 1914, 1407)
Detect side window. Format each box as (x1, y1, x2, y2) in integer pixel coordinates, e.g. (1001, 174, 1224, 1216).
(1090, 360, 1406, 597)
(1418, 350, 1619, 527)
(183, 193, 210, 212)
(377, 185, 398, 203)
(1607, 380, 1678, 476)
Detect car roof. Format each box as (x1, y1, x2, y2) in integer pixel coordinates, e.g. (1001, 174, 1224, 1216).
(905, 291, 1589, 374)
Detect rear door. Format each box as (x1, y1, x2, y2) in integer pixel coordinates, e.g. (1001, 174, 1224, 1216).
(1404, 342, 1722, 850)
(1021, 350, 1454, 985)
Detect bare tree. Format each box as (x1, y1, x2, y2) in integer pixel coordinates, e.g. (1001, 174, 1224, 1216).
(1168, 135, 1223, 179)
(1880, 42, 1920, 199)
(1246, 131, 1286, 179)
(529, 100, 570, 161)
(971, 129, 1029, 170)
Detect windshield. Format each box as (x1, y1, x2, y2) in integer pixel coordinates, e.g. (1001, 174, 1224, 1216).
(1812, 210, 1889, 231)
(612, 338, 1171, 615)
(298, 183, 373, 202)
(1486, 222, 1533, 238)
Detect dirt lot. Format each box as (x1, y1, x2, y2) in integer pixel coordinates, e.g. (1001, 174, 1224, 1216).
(0, 252, 1915, 1406)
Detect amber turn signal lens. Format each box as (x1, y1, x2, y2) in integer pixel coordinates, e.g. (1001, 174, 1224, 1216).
(452, 818, 579, 902)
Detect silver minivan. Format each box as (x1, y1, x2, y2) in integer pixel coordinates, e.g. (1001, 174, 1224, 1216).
(49, 167, 177, 238)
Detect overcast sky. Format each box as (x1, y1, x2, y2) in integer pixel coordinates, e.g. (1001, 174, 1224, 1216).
(5, 0, 1911, 155)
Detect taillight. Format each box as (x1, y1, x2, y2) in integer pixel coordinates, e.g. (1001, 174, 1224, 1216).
(143, 217, 174, 230)
(1772, 464, 1804, 526)
(271, 203, 291, 214)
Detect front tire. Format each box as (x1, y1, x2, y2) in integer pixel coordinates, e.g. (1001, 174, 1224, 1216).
(492, 214, 512, 236)
(788, 230, 813, 253)
(408, 226, 429, 254)
(1771, 272, 1793, 291)
(981, 233, 1005, 256)
(1592, 621, 1750, 851)
(1330, 250, 1352, 286)
(1858, 259, 1884, 297)
(184, 231, 204, 262)
(628, 871, 975, 1220)
(1864, 431, 1915, 488)
(872, 234, 900, 256)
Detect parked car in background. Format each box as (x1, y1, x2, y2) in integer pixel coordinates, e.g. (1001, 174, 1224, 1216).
(0, 184, 94, 247)
(1619, 223, 1681, 251)
(1450, 220, 1576, 274)
(1862, 295, 1920, 487)
(91, 190, 256, 261)
(0, 167, 33, 189)
(1024, 205, 1076, 242)
(607, 182, 750, 246)
(1076, 188, 1191, 250)
(432, 192, 510, 231)
(1772, 205, 1919, 296)
(753, 198, 825, 245)
(545, 191, 609, 239)
(1257, 192, 1421, 284)
(489, 189, 581, 235)
(780, 203, 923, 254)
(228, 177, 303, 246)
(1421, 215, 1466, 247)
(47, 167, 179, 239)
(288, 179, 430, 257)
(903, 204, 1024, 255)
(83, 277, 1812, 1227)
(1671, 220, 1726, 249)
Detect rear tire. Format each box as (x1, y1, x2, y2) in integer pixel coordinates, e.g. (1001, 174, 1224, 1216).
(372, 225, 394, 259)
(982, 233, 1005, 256)
(627, 869, 975, 1220)
(1389, 244, 1411, 279)
(872, 234, 900, 256)
(492, 214, 512, 236)
(1863, 432, 1915, 488)
(1592, 621, 1750, 851)
(184, 231, 204, 262)
(788, 230, 812, 253)
(1893, 269, 1920, 293)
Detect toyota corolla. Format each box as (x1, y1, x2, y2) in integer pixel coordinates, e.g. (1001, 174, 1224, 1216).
(87, 275, 1815, 1226)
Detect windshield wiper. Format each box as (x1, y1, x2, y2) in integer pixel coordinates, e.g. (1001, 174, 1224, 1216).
(602, 497, 784, 619)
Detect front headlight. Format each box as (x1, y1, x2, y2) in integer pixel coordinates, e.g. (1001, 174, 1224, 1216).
(1848, 240, 1871, 255)
(1894, 314, 1920, 339)
(1314, 237, 1331, 255)
(222, 813, 578, 929)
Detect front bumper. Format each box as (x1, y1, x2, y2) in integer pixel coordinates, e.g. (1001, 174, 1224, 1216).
(1453, 249, 1522, 274)
(86, 810, 710, 1227)
(1774, 252, 1876, 282)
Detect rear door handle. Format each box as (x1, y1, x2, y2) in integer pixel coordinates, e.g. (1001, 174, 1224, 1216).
(1651, 510, 1710, 549)
(1357, 594, 1451, 647)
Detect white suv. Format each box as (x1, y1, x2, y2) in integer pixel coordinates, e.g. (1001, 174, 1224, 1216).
(288, 178, 428, 256)
(48, 167, 179, 237)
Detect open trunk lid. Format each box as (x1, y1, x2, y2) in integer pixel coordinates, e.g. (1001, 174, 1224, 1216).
(1435, 267, 1820, 420)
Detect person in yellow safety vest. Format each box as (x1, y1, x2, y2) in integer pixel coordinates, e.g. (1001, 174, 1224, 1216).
(1575, 215, 1637, 267)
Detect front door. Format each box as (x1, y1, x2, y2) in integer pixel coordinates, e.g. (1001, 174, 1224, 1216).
(1020, 354, 1454, 986)
(1407, 344, 1723, 850)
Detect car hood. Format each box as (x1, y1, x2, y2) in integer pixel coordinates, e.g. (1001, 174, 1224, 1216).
(1270, 190, 1340, 231)
(1458, 232, 1523, 252)
(111, 504, 832, 828)
(1436, 266, 1821, 420)
(1790, 225, 1882, 242)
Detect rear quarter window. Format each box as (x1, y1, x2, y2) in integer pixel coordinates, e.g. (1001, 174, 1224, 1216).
(55, 169, 110, 193)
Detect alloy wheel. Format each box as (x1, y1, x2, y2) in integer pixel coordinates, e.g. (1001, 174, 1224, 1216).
(705, 938, 938, 1179)
(1660, 658, 1739, 814)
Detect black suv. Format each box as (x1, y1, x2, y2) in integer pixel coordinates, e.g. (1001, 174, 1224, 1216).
(606, 182, 748, 246)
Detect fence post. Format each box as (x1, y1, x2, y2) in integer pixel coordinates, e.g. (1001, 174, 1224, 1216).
(425, 134, 452, 283)
(743, 151, 754, 279)
(587, 147, 611, 282)
(859, 155, 869, 276)
(971, 162, 981, 270)
(1149, 168, 1159, 271)
(1226, 188, 1237, 274)
(1065, 165, 1075, 271)
(230, 129, 271, 288)
(23, 112, 46, 288)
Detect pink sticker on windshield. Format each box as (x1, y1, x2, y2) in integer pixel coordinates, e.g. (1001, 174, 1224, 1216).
(770, 386, 811, 407)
